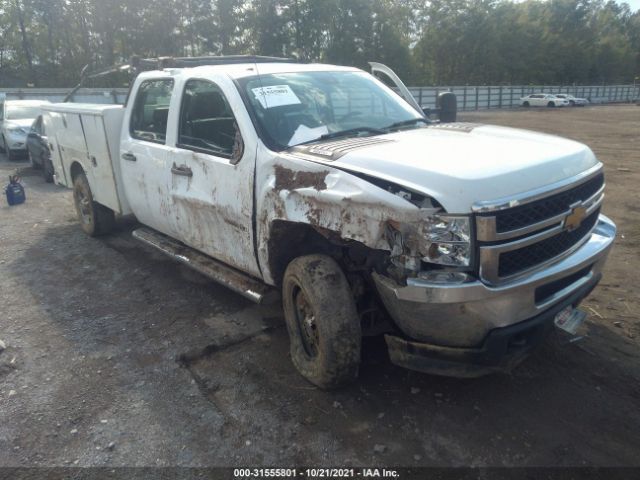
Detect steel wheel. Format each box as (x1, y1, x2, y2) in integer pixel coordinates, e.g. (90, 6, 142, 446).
(74, 184, 93, 226)
(293, 287, 319, 358)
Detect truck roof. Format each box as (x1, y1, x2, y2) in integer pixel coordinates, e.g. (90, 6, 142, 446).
(137, 62, 360, 81)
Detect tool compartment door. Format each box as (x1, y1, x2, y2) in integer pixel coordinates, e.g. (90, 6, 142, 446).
(80, 113, 121, 212)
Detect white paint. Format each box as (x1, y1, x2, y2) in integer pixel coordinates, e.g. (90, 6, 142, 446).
(41, 103, 131, 214)
(302, 125, 599, 213)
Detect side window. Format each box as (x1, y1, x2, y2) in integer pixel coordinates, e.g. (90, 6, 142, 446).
(130, 79, 174, 144)
(178, 79, 243, 160)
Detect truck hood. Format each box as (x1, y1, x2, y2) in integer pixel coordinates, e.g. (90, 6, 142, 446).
(292, 124, 599, 213)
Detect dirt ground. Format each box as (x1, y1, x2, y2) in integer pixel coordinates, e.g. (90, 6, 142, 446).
(0, 105, 639, 468)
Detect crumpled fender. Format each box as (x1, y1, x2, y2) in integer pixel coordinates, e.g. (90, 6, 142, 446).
(255, 144, 424, 285)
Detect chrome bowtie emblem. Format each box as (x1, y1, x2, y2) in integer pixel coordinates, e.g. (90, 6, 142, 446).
(564, 205, 587, 231)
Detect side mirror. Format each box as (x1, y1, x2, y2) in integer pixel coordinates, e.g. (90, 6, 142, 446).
(27, 132, 39, 139)
(437, 92, 457, 123)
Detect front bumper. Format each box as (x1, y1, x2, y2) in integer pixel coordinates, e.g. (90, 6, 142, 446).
(373, 215, 616, 374)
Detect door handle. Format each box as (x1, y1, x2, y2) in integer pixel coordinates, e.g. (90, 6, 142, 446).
(171, 163, 193, 177)
(122, 152, 137, 162)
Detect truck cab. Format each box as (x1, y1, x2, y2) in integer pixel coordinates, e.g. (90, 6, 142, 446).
(42, 57, 616, 389)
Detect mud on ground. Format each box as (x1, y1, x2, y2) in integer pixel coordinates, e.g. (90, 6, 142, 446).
(0, 105, 638, 467)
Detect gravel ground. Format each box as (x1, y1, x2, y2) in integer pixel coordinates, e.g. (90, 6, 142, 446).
(0, 105, 639, 467)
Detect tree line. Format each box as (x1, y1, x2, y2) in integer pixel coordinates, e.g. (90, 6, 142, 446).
(0, 0, 638, 88)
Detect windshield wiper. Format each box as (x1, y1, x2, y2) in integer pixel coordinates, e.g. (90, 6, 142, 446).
(383, 118, 429, 131)
(297, 126, 386, 146)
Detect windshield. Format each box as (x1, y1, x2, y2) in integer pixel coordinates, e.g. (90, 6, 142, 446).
(7, 105, 42, 120)
(238, 70, 423, 150)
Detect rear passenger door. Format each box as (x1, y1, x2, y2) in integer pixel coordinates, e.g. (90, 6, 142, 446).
(168, 76, 260, 277)
(120, 76, 180, 237)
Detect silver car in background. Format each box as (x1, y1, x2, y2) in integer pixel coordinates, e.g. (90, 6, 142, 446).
(520, 94, 571, 108)
(0, 99, 49, 161)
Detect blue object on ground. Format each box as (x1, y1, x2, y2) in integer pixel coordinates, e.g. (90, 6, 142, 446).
(5, 175, 26, 206)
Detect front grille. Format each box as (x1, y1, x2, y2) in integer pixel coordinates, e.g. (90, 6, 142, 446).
(490, 173, 604, 233)
(498, 208, 600, 277)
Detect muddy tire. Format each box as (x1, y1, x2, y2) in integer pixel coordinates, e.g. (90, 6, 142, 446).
(29, 151, 41, 169)
(73, 172, 115, 236)
(42, 156, 54, 183)
(282, 254, 361, 389)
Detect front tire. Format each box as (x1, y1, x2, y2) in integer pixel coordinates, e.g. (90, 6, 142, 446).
(522, 101, 530, 107)
(72, 172, 115, 236)
(282, 254, 361, 389)
(0, 136, 6, 154)
(547, 101, 555, 107)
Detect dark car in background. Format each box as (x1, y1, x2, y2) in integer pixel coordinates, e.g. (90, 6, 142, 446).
(27, 115, 54, 183)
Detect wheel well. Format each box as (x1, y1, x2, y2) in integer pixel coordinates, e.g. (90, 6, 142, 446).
(267, 221, 342, 287)
(70, 162, 84, 181)
(267, 220, 389, 282)
(267, 220, 394, 334)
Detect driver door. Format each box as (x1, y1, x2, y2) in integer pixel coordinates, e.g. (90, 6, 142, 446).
(167, 75, 260, 277)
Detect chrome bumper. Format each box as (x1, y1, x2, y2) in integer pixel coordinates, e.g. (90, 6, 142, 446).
(373, 214, 616, 347)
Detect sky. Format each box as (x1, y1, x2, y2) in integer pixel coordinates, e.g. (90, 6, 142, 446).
(620, 0, 640, 11)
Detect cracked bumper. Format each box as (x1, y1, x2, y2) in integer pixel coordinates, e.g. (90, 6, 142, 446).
(373, 215, 616, 375)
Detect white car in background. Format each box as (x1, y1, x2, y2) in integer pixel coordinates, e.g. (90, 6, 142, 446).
(520, 94, 570, 108)
(0, 99, 49, 161)
(554, 94, 589, 106)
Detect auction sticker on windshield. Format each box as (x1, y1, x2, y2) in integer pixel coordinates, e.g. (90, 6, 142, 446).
(252, 85, 301, 108)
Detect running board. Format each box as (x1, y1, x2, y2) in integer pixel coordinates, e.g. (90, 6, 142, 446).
(132, 227, 278, 304)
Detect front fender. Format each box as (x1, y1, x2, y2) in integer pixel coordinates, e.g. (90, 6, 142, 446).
(255, 143, 422, 285)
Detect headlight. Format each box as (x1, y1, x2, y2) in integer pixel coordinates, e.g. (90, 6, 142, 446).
(420, 215, 472, 267)
(8, 127, 27, 135)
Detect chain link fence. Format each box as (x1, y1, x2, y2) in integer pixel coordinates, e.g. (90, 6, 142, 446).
(408, 84, 639, 110)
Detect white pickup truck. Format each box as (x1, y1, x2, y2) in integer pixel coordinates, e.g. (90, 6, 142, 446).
(43, 56, 615, 388)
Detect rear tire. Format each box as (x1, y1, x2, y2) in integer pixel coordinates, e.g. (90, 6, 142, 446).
(547, 101, 555, 107)
(42, 155, 54, 183)
(569, 100, 575, 106)
(29, 151, 41, 169)
(282, 254, 361, 389)
(0, 136, 6, 154)
(72, 172, 115, 236)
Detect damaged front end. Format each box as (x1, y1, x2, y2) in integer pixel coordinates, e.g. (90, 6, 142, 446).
(258, 149, 616, 379)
